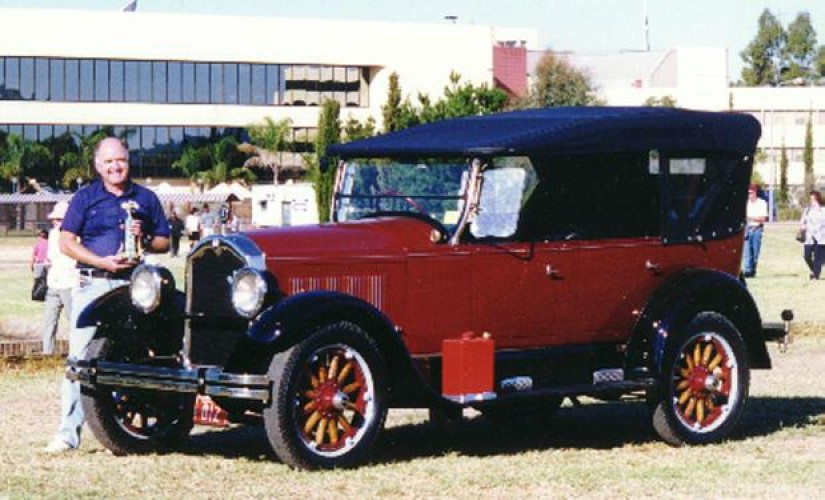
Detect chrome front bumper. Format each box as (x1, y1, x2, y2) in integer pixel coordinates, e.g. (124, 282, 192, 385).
(67, 359, 271, 403)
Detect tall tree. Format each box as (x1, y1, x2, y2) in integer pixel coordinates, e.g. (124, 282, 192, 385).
(740, 9, 786, 86)
(382, 72, 402, 133)
(389, 72, 508, 130)
(804, 112, 815, 194)
(777, 147, 789, 205)
(786, 12, 818, 80)
(307, 100, 342, 222)
(528, 52, 598, 107)
(343, 116, 376, 142)
(779, 142, 789, 203)
(817, 45, 825, 78)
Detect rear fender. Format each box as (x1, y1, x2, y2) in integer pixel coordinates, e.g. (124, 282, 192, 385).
(224, 291, 439, 407)
(627, 269, 770, 376)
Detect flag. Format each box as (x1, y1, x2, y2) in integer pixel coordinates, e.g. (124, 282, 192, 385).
(122, 0, 137, 12)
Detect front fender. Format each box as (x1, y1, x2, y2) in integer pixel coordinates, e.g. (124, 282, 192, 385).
(627, 268, 769, 375)
(77, 285, 186, 355)
(223, 291, 443, 408)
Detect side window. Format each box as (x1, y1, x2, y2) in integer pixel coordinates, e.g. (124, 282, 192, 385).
(520, 153, 660, 241)
(662, 154, 747, 243)
(471, 157, 536, 239)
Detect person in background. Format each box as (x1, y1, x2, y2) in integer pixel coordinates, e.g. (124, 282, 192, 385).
(31, 229, 49, 279)
(226, 206, 240, 233)
(185, 207, 201, 251)
(742, 184, 768, 278)
(801, 190, 825, 280)
(44, 137, 170, 453)
(168, 209, 185, 257)
(200, 203, 216, 237)
(42, 201, 78, 355)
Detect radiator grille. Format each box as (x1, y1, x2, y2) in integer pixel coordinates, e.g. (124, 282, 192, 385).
(288, 275, 385, 309)
(187, 242, 248, 366)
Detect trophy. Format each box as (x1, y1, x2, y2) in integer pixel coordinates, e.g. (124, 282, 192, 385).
(121, 200, 142, 262)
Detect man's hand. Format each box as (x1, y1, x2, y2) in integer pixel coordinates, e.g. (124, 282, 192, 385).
(98, 254, 138, 273)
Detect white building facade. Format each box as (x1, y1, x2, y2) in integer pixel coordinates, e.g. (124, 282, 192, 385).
(0, 8, 517, 185)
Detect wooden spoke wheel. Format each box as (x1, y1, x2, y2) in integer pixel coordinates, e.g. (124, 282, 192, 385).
(651, 312, 749, 446)
(264, 322, 387, 469)
(81, 338, 194, 455)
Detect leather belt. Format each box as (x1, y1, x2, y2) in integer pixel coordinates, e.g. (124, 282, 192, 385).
(78, 268, 132, 280)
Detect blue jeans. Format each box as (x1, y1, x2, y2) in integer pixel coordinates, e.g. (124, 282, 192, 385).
(742, 226, 763, 275)
(42, 287, 72, 355)
(55, 276, 128, 448)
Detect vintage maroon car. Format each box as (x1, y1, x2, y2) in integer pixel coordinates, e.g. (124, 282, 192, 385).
(71, 107, 789, 469)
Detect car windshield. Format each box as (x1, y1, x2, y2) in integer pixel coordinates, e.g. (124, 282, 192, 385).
(334, 159, 469, 231)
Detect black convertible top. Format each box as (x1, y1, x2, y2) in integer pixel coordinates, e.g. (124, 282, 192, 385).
(328, 107, 762, 158)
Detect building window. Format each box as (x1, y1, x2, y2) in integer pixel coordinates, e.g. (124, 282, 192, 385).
(0, 56, 366, 107)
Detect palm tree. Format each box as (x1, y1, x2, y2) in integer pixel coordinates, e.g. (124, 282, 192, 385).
(240, 117, 297, 183)
(0, 134, 28, 190)
(173, 136, 255, 189)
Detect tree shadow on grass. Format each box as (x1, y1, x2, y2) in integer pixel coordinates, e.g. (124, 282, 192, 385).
(178, 396, 824, 465)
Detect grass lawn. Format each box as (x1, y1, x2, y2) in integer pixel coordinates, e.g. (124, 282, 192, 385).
(0, 339, 822, 497)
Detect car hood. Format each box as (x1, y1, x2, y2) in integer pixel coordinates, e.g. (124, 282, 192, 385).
(244, 216, 440, 262)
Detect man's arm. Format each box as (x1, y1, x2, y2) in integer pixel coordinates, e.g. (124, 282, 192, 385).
(60, 230, 133, 273)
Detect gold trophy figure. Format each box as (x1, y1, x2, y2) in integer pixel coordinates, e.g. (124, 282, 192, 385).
(121, 200, 142, 262)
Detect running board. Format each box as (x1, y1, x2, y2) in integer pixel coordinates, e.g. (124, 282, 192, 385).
(468, 378, 657, 408)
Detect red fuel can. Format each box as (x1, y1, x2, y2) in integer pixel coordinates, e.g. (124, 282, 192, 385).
(441, 332, 495, 402)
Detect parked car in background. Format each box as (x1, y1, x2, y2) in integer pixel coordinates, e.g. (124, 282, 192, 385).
(70, 107, 789, 469)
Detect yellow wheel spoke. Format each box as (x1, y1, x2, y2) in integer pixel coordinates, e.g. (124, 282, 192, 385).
(304, 410, 321, 434)
(684, 397, 696, 419)
(342, 381, 361, 394)
(679, 368, 691, 378)
(686, 354, 695, 370)
(693, 344, 702, 367)
(678, 388, 692, 405)
(310, 375, 319, 389)
(701, 343, 713, 365)
(708, 353, 723, 371)
(327, 417, 339, 443)
(338, 415, 352, 433)
(337, 362, 353, 384)
(319, 366, 327, 383)
(303, 400, 317, 413)
(676, 380, 690, 391)
(328, 355, 340, 380)
(696, 399, 706, 424)
(315, 418, 328, 445)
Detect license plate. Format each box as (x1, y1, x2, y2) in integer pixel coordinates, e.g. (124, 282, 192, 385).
(193, 395, 229, 427)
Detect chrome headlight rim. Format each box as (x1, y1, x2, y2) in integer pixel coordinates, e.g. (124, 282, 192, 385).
(130, 264, 163, 314)
(231, 267, 268, 319)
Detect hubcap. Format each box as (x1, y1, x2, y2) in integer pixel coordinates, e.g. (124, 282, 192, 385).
(671, 333, 738, 433)
(294, 345, 375, 456)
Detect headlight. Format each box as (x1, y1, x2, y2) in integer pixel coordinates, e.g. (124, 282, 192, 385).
(130, 264, 164, 314)
(231, 267, 268, 318)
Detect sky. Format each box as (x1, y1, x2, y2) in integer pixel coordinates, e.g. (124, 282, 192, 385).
(1, 0, 824, 81)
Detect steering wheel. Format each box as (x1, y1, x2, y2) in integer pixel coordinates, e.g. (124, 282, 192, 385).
(375, 190, 424, 213)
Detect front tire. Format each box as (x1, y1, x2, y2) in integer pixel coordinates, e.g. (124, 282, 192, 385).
(263, 321, 388, 469)
(81, 338, 194, 455)
(650, 312, 750, 446)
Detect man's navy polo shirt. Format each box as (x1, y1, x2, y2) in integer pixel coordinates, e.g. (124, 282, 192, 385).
(61, 179, 170, 261)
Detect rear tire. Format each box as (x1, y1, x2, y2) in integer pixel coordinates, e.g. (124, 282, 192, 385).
(263, 321, 388, 469)
(81, 338, 194, 455)
(650, 312, 750, 446)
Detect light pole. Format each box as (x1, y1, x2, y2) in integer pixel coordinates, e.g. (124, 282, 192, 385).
(10, 176, 18, 193)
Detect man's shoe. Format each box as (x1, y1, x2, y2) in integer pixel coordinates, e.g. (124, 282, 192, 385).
(43, 437, 75, 454)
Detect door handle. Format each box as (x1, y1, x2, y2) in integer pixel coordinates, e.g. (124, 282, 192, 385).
(645, 259, 661, 275)
(545, 264, 562, 279)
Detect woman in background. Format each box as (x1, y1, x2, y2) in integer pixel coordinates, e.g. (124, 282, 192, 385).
(800, 190, 825, 280)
